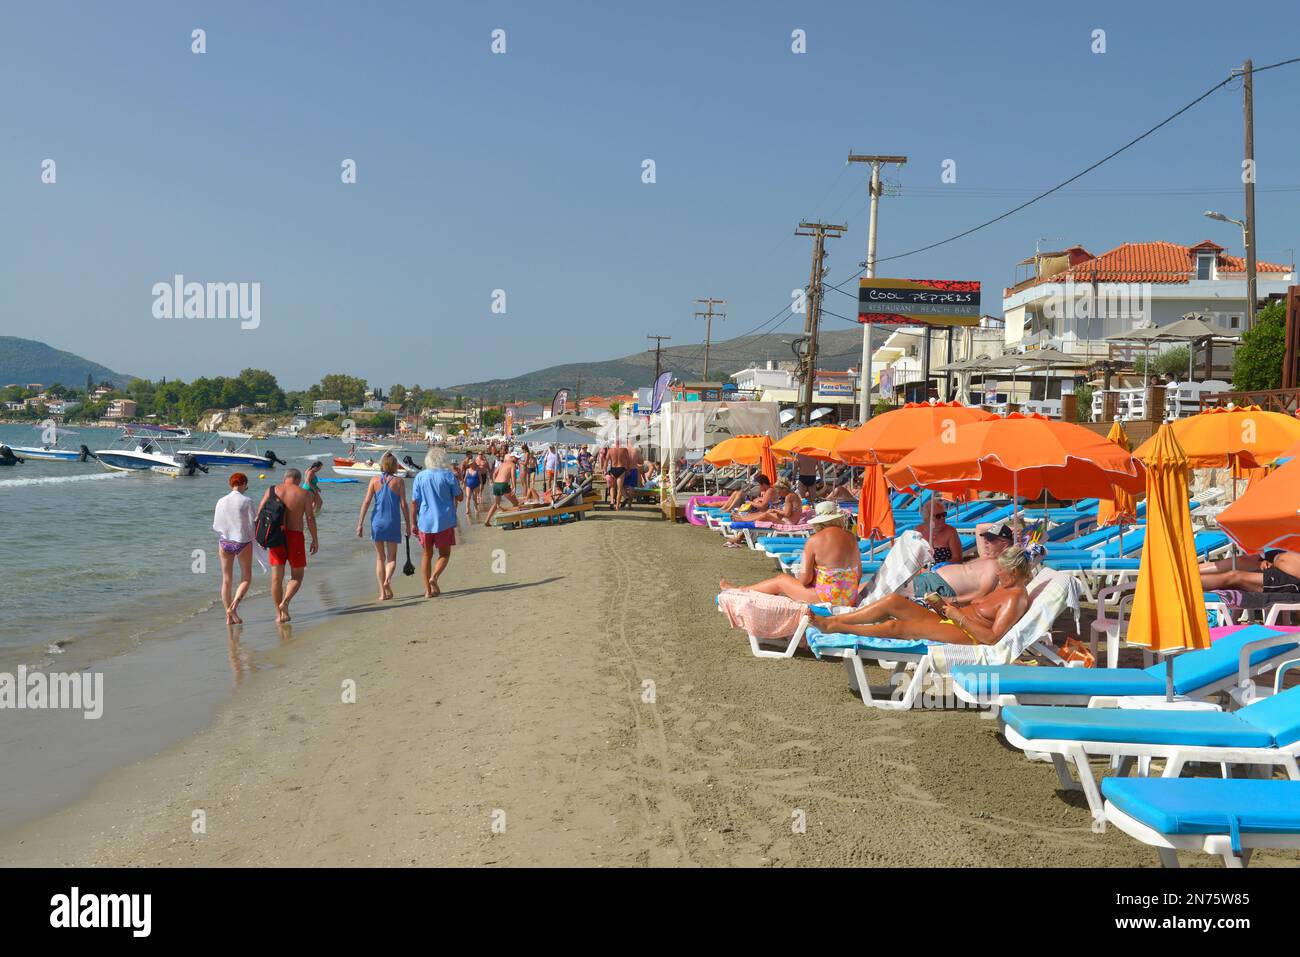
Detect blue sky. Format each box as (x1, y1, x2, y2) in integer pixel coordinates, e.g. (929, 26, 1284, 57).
(3, 0, 1298, 391)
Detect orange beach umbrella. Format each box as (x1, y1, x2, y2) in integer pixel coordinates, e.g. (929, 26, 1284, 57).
(1095, 419, 1139, 527)
(1216, 456, 1300, 554)
(885, 413, 1145, 500)
(1125, 422, 1211, 665)
(858, 463, 896, 541)
(704, 434, 783, 483)
(836, 400, 997, 465)
(1133, 405, 1300, 470)
(771, 425, 855, 462)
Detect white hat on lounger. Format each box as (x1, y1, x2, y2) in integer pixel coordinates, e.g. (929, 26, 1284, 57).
(808, 501, 847, 526)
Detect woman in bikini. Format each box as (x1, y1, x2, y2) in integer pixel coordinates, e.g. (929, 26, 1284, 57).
(212, 472, 257, 624)
(919, 498, 965, 566)
(720, 503, 862, 604)
(806, 545, 1040, 645)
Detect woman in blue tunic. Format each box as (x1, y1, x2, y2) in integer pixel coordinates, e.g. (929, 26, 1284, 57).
(357, 452, 409, 600)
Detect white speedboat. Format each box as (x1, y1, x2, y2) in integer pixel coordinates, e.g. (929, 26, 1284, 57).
(93, 429, 209, 476)
(6, 426, 96, 463)
(178, 435, 288, 469)
(331, 455, 419, 478)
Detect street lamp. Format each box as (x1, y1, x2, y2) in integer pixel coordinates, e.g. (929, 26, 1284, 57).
(1203, 210, 1247, 249)
(1204, 210, 1255, 332)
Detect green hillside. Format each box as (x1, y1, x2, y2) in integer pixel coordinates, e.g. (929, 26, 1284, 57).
(0, 337, 132, 389)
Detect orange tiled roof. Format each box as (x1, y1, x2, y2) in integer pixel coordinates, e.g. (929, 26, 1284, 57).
(1012, 240, 1289, 292)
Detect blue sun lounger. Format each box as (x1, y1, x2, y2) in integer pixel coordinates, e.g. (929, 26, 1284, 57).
(950, 624, 1298, 708)
(1102, 778, 1300, 867)
(999, 683, 1300, 826)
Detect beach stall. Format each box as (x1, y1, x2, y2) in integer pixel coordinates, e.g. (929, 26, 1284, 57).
(657, 400, 782, 520)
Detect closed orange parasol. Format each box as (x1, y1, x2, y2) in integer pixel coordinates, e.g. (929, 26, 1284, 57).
(836, 400, 997, 465)
(704, 434, 783, 483)
(858, 463, 896, 541)
(771, 425, 855, 462)
(1216, 456, 1300, 553)
(1125, 423, 1211, 691)
(885, 413, 1145, 500)
(1133, 405, 1300, 469)
(1095, 419, 1139, 527)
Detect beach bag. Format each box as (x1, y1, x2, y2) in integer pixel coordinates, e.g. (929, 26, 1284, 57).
(255, 488, 287, 549)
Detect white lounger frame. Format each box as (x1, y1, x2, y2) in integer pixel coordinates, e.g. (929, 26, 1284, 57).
(1103, 798, 1300, 867)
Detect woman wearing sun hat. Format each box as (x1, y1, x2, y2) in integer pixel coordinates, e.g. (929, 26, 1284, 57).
(720, 501, 862, 606)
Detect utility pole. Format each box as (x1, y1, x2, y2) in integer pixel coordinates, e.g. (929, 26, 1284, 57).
(694, 298, 726, 381)
(1239, 58, 1258, 331)
(647, 334, 672, 381)
(847, 152, 908, 420)
(795, 220, 847, 425)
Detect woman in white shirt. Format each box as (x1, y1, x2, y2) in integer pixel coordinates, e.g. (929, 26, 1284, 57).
(213, 472, 257, 624)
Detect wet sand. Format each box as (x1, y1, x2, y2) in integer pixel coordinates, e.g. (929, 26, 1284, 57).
(3, 506, 1293, 867)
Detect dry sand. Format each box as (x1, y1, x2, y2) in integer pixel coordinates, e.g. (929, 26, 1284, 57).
(3, 506, 1291, 867)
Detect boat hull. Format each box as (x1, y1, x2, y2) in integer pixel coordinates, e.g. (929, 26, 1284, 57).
(7, 446, 87, 462)
(178, 450, 273, 468)
(94, 450, 181, 472)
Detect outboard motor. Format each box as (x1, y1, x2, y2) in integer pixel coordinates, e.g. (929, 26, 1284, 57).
(263, 449, 287, 467)
(0, 445, 23, 466)
(402, 454, 421, 472)
(180, 454, 209, 476)
(78, 444, 95, 462)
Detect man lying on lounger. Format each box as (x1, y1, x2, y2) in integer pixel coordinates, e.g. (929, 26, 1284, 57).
(905, 522, 1015, 603)
(806, 544, 1040, 646)
(1200, 549, 1300, 594)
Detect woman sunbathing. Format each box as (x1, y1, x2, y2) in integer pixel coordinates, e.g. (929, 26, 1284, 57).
(806, 545, 1040, 645)
(720, 503, 861, 605)
(723, 483, 806, 546)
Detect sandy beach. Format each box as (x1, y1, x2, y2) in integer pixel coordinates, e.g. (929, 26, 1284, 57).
(9, 503, 1276, 869)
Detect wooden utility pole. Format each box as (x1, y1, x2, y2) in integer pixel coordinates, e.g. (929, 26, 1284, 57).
(847, 152, 908, 420)
(694, 298, 726, 381)
(647, 334, 672, 381)
(795, 220, 847, 425)
(1239, 59, 1259, 331)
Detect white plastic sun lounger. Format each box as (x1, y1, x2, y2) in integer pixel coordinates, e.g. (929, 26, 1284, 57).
(801, 569, 1083, 710)
(1102, 777, 1300, 867)
(999, 681, 1300, 828)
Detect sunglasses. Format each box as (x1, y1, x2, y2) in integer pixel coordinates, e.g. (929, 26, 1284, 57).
(934, 512, 947, 520)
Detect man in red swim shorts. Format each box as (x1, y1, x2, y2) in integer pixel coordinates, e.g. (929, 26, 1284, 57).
(259, 468, 319, 623)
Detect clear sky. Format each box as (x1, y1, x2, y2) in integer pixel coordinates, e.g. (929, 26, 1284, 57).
(3, 0, 1298, 390)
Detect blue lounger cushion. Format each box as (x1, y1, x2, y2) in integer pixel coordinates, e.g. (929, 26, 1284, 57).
(1102, 778, 1300, 850)
(1001, 705, 1276, 748)
(805, 626, 935, 659)
(952, 625, 1295, 699)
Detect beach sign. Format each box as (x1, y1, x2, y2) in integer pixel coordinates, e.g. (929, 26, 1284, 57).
(651, 371, 672, 413)
(858, 278, 981, 326)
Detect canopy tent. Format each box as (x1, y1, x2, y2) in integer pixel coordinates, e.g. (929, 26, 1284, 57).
(514, 422, 600, 446)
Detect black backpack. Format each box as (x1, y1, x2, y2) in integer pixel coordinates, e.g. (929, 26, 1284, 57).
(255, 487, 287, 549)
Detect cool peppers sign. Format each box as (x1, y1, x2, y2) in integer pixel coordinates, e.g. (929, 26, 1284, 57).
(858, 278, 981, 326)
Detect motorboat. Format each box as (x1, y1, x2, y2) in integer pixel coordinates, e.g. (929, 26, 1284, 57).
(178, 434, 288, 469)
(331, 454, 420, 478)
(4, 425, 96, 463)
(93, 428, 209, 476)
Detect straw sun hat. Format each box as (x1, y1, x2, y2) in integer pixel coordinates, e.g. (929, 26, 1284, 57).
(808, 501, 848, 526)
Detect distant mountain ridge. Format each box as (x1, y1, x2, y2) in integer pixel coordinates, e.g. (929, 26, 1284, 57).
(0, 337, 132, 389)
(440, 327, 893, 400)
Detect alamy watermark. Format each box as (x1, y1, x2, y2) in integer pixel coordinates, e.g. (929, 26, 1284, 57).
(152, 275, 260, 330)
(1040, 281, 1152, 323)
(0, 667, 103, 719)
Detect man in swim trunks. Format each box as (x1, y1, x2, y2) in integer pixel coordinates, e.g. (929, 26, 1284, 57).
(795, 453, 821, 501)
(909, 522, 1015, 602)
(483, 454, 522, 526)
(606, 442, 631, 510)
(1201, 549, 1300, 593)
(258, 467, 318, 623)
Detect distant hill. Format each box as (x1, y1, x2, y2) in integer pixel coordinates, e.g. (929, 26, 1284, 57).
(0, 337, 132, 390)
(441, 327, 894, 400)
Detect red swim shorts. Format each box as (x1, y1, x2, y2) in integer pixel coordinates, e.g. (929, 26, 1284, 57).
(418, 528, 456, 550)
(268, 529, 307, 568)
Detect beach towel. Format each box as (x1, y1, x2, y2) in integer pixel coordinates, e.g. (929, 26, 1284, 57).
(717, 589, 809, 639)
(755, 521, 813, 533)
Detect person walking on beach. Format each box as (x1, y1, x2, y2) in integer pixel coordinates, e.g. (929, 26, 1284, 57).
(606, 441, 630, 509)
(410, 447, 462, 597)
(544, 445, 560, 494)
(356, 452, 409, 601)
(463, 456, 483, 522)
(258, 468, 318, 623)
(213, 472, 256, 624)
(304, 460, 324, 514)
(521, 448, 537, 495)
(484, 454, 522, 525)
